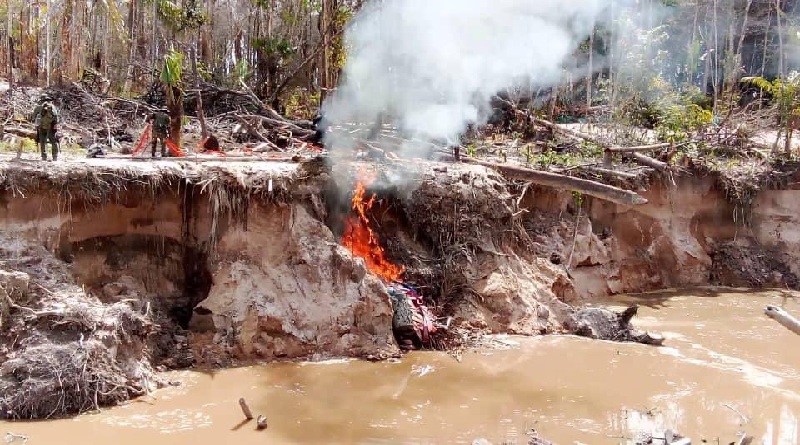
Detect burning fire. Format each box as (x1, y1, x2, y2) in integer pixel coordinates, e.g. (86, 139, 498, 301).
(342, 169, 405, 282)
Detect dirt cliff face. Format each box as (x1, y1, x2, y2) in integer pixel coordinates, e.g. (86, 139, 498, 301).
(752, 186, 800, 279)
(0, 158, 797, 418)
(0, 160, 399, 365)
(400, 165, 577, 336)
(199, 201, 397, 360)
(522, 174, 800, 299)
(0, 159, 405, 418)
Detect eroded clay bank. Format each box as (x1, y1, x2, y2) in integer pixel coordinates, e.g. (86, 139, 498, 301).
(0, 156, 797, 418)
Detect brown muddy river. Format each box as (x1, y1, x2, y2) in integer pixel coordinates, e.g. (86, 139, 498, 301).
(4, 289, 800, 444)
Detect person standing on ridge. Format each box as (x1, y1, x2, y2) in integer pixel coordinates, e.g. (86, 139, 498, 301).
(147, 108, 171, 158)
(31, 94, 60, 161)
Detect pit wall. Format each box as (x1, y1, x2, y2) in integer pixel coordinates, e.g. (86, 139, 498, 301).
(523, 175, 800, 299)
(0, 187, 399, 362)
(2, 172, 798, 363)
(752, 186, 800, 277)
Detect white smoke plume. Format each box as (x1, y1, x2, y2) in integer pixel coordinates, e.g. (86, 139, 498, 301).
(322, 0, 614, 154)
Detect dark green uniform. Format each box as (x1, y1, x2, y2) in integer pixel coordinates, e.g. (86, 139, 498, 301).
(32, 101, 60, 161)
(148, 111, 170, 157)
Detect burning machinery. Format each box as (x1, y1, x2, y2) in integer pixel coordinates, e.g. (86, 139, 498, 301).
(341, 168, 438, 349)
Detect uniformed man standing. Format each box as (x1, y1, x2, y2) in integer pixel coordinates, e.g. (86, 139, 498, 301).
(147, 108, 170, 158)
(32, 94, 60, 161)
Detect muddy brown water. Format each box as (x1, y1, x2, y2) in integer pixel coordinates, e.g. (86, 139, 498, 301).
(4, 289, 800, 444)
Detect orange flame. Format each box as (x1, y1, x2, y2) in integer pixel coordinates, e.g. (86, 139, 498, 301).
(342, 170, 405, 282)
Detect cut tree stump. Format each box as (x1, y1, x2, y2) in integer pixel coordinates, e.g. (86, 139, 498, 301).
(239, 398, 254, 420)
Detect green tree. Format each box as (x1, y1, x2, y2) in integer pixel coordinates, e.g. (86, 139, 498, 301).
(160, 48, 184, 148)
(742, 73, 800, 155)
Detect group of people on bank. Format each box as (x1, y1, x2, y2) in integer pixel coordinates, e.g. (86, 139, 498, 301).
(30, 95, 221, 161)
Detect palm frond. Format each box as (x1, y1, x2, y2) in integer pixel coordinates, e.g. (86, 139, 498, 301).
(741, 76, 775, 94)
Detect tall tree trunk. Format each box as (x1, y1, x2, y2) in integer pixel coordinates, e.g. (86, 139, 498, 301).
(200, 0, 213, 66)
(123, 0, 137, 93)
(736, 0, 753, 64)
(712, 0, 719, 115)
(688, 3, 699, 85)
(151, 0, 157, 78)
(191, 35, 199, 84)
(166, 85, 184, 148)
(587, 29, 594, 110)
(726, 0, 753, 112)
(45, 0, 51, 86)
(776, 0, 785, 77)
(319, 0, 334, 102)
(68, 0, 81, 79)
(20, 3, 36, 82)
(548, 84, 559, 120)
(102, 7, 110, 78)
(60, 0, 73, 82)
(762, 7, 771, 78)
(608, 1, 615, 112)
(6, 0, 13, 92)
(90, 3, 98, 67)
(196, 90, 208, 140)
(127, 0, 136, 42)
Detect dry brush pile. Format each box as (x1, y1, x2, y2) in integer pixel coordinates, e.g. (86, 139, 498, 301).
(0, 237, 161, 419)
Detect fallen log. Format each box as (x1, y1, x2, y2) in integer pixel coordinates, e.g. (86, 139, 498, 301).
(232, 115, 278, 151)
(583, 166, 641, 180)
(630, 152, 668, 171)
(497, 101, 673, 169)
(461, 157, 648, 206)
(492, 97, 605, 147)
(100, 155, 306, 163)
(103, 96, 155, 113)
(191, 82, 313, 132)
(237, 80, 301, 125)
(2, 126, 37, 140)
(765, 305, 800, 335)
(531, 118, 672, 174)
(532, 118, 609, 148)
(607, 142, 672, 153)
(250, 115, 316, 138)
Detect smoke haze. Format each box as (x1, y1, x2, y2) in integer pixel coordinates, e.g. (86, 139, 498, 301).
(322, 0, 614, 153)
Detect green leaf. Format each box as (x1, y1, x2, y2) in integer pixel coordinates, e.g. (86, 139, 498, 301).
(741, 76, 775, 94)
(160, 48, 184, 96)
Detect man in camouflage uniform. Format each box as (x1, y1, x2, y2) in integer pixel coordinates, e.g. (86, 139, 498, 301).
(147, 108, 170, 158)
(32, 94, 60, 161)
